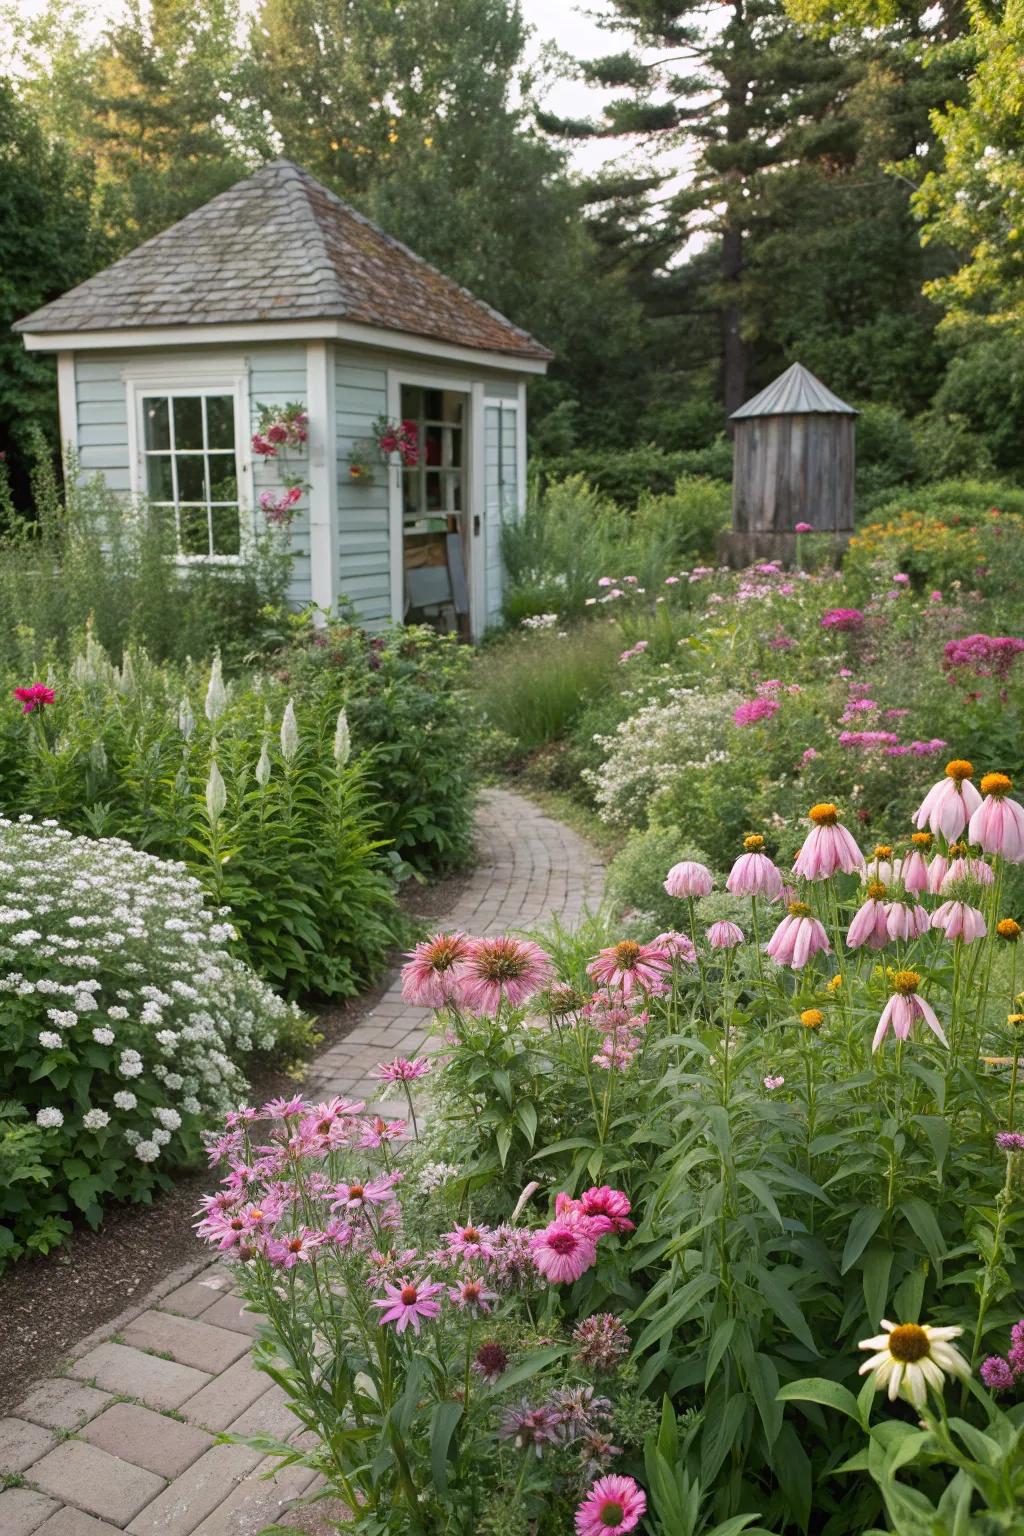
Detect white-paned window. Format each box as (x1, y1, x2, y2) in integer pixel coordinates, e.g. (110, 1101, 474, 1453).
(137, 388, 244, 559)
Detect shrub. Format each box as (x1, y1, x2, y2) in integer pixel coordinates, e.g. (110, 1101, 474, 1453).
(604, 825, 720, 931)
(534, 441, 734, 504)
(501, 475, 620, 622)
(474, 624, 624, 756)
(0, 817, 310, 1263)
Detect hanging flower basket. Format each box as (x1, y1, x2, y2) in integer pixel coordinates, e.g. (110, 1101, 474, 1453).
(252, 402, 309, 459)
(373, 415, 419, 467)
(347, 438, 379, 485)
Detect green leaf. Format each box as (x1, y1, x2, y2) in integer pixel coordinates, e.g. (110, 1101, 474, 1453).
(429, 1400, 462, 1494)
(514, 1101, 538, 1145)
(842, 1207, 885, 1274)
(897, 1198, 946, 1265)
(737, 1171, 783, 1230)
(634, 1273, 719, 1353)
(861, 1247, 893, 1333)
(776, 1377, 861, 1421)
(749, 1264, 818, 1355)
(493, 1345, 568, 1395)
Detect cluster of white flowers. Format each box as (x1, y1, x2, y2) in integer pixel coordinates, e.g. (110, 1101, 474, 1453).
(417, 1160, 461, 1194)
(1, 818, 305, 1166)
(584, 685, 743, 826)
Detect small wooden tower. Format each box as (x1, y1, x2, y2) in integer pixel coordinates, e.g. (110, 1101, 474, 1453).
(723, 362, 857, 565)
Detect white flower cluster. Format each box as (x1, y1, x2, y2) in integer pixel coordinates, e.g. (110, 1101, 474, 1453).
(584, 684, 743, 826)
(0, 818, 305, 1166)
(417, 1160, 461, 1194)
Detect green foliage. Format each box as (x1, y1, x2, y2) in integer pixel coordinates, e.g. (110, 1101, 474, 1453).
(605, 828, 718, 932)
(535, 446, 734, 506)
(474, 624, 624, 756)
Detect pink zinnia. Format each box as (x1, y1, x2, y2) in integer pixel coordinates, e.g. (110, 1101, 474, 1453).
(846, 896, 889, 951)
(706, 920, 744, 949)
(652, 930, 697, 963)
(400, 931, 471, 1007)
(726, 839, 784, 899)
(663, 860, 714, 898)
(932, 900, 987, 944)
(587, 941, 672, 999)
(575, 1474, 646, 1536)
(968, 773, 1024, 863)
(13, 683, 55, 715)
(372, 1056, 431, 1082)
(914, 760, 982, 841)
(793, 804, 864, 880)
(457, 936, 554, 1014)
(530, 1217, 599, 1284)
(872, 971, 947, 1052)
(373, 1277, 444, 1333)
(765, 904, 831, 969)
(885, 900, 930, 942)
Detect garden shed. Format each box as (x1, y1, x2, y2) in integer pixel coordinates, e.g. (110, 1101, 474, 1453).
(14, 159, 552, 639)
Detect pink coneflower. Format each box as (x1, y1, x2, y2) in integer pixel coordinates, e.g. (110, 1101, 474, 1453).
(371, 1056, 431, 1083)
(902, 834, 932, 894)
(846, 891, 890, 951)
(443, 1222, 496, 1261)
(927, 852, 951, 895)
(872, 970, 947, 1052)
(885, 899, 930, 942)
(653, 930, 697, 962)
(356, 1115, 407, 1148)
(940, 856, 994, 892)
(664, 860, 714, 898)
(13, 683, 55, 715)
(575, 1474, 646, 1536)
(587, 941, 672, 999)
(499, 1400, 565, 1457)
(472, 1340, 509, 1383)
(572, 1186, 635, 1234)
(261, 1093, 306, 1119)
(265, 1228, 327, 1268)
(726, 835, 784, 899)
(457, 936, 554, 1014)
(530, 1216, 599, 1284)
(765, 903, 831, 969)
(330, 1174, 397, 1212)
(914, 760, 982, 841)
(372, 1277, 444, 1333)
(400, 931, 471, 1007)
(794, 803, 864, 880)
(572, 1313, 631, 1372)
(706, 920, 744, 950)
(968, 773, 1024, 862)
(448, 1277, 498, 1312)
(932, 900, 988, 944)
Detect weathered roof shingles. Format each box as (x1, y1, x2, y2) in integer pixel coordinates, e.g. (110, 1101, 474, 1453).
(15, 160, 552, 362)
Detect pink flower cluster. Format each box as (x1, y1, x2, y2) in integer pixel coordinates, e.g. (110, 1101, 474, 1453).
(401, 932, 554, 1013)
(979, 1320, 1024, 1393)
(821, 607, 865, 631)
(376, 417, 419, 467)
(733, 696, 780, 728)
(12, 683, 55, 715)
(259, 484, 302, 524)
(531, 1187, 634, 1284)
(618, 640, 648, 664)
(943, 633, 1024, 681)
(252, 407, 308, 457)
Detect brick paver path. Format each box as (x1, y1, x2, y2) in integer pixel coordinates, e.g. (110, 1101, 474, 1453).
(1, 790, 603, 1536)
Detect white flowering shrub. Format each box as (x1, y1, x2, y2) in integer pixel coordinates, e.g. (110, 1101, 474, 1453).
(0, 817, 310, 1263)
(582, 685, 742, 826)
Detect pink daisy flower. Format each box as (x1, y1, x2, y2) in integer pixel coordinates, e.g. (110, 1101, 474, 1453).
(793, 803, 864, 880)
(456, 936, 554, 1014)
(355, 1116, 407, 1148)
(914, 760, 982, 841)
(901, 847, 931, 894)
(885, 900, 930, 942)
(940, 856, 994, 892)
(968, 773, 1024, 863)
(652, 930, 697, 963)
(706, 920, 744, 950)
(372, 1056, 431, 1083)
(872, 971, 947, 1052)
(265, 1228, 327, 1268)
(575, 1474, 646, 1536)
(443, 1222, 496, 1260)
(448, 1277, 498, 1312)
(663, 860, 714, 898)
(400, 931, 471, 1007)
(530, 1217, 599, 1284)
(765, 904, 831, 969)
(927, 852, 951, 895)
(329, 1174, 397, 1212)
(372, 1277, 444, 1334)
(846, 894, 890, 951)
(726, 838, 784, 899)
(587, 941, 672, 999)
(931, 900, 988, 944)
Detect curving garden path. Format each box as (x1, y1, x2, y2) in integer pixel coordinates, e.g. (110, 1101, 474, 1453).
(0, 790, 604, 1536)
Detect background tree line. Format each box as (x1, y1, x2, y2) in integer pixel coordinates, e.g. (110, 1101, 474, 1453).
(1, 0, 1022, 507)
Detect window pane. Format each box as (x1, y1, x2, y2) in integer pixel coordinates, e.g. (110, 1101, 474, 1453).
(143, 398, 170, 451)
(176, 454, 207, 503)
(211, 505, 241, 556)
(425, 471, 442, 511)
(205, 395, 235, 450)
(402, 470, 421, 516)
(208, 457, 237, 503)
(173, 396, 203, 451)
(179, 506, 209, 556)
(146, 455, 174, 501)
(441, 471, 462, 512)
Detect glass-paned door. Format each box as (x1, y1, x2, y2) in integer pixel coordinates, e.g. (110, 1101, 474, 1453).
(400, 385, 471, 638)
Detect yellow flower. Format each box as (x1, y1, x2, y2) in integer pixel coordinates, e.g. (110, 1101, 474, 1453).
(997, 918, 1022, 942)
(826, 973, 843, 993)
(808, 802, 839, 826)
(858, 1319, 969, 1408)
(981, 772, 1013, 797)
(800, 1008, 824, 1030)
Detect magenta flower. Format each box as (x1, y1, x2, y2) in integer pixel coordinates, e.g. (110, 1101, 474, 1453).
(265, 1228, 327, 1268)
(765, 904, 831, 969)
(570, 1186, 635, 1234)
(995, 1131, 1024, 1153)
(499, 1400, 565, 1457)
(575, 1474, 646, 1536)
(448, 1277, 498, 1312)
(13, 683, 55, 715)
(794, 521, 812, 534)
(472, 1340, 509, 1382)
(530, 1217, 599, 1284)
(979, 1356, 1016, 1391)
(914, 760, 982, 841)
(968, 773, 1024, 863)
(932, 900, 987, 944)
(587, 941, 672, 999)
(457, 936, 554, 1014)
(373, 1277, 444, 1333)
(652, 930, 697, 963)
(400, 931, 471, 1007)
(726, 843, 784, 900)
(663, 860, 714, 898)
(733, 696, 781, 727)
(329, 1174, 397, 1212)
(443, 1222, 496, 1261)
(820, 607, 864, 631)
(793, 804, 864, 880)
(706, 920, 744, 950)
(885, 900, 930, 942)
(372, 1056, 431, 1083)
(846, 897, 889, 951)
(872, 971, 947, 1052)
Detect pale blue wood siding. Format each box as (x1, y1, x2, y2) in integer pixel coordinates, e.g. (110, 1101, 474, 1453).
(248, 346, 309, 607)
(334, 350, 391, 627)
(483, 401, 519, 628)
(75, 358, 130, 492)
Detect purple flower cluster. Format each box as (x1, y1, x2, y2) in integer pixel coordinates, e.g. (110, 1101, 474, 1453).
(821, 608, 865, 632)
(979, 1319, 1024, 1393)
(943, 633, 1024, 680)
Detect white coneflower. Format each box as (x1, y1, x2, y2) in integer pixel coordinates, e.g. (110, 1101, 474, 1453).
(333, 707, 351, 768)
(178, 694, 196, 740)
(255, 739, 272, 787)
(280, 699, 299, 762)
(205, 654, 227, 722)
(858, 1319, 969, 1408)
(205, 758, 227, 826)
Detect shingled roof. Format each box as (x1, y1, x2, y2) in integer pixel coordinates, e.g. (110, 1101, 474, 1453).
(14, 160, 553, 363)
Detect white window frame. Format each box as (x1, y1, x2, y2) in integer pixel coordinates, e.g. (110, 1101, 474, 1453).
(124, 359, 253, 566)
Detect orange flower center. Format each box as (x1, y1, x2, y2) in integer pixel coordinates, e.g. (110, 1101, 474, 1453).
(911, 831, 932, 848)
(349, 1184, 364, 1199)
(400, 1285, 418, 1305)
(787, 901, 811, 917)
(463, 1226, 480, 1243)
(866, 881, 888, 901)
(997, 919, 1021, 941)
(891, 969, 921, 996)
(948, 842, 967, 858)
(808, 802, 838, 826)
(873, 845, 892, 859)
(613, 940, 641, 967)
(887, 1323, 930, 1363)
(945, 759, 974, 782)
(743, 834, 765, 851)
(981, 772, 1012, 797)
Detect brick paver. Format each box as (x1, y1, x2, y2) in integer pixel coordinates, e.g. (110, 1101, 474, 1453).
(12, 790, 602, 1534)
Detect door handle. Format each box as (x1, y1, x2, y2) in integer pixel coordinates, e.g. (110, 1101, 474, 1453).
(473, 514, 481, 535)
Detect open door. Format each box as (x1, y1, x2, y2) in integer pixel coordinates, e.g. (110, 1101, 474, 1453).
(398, 384, 472, 640)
